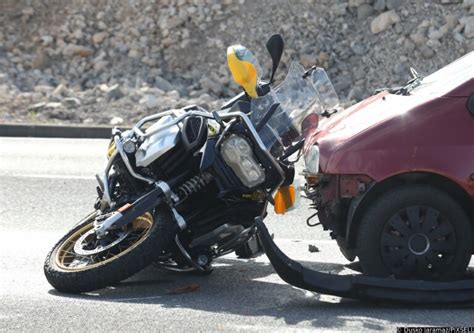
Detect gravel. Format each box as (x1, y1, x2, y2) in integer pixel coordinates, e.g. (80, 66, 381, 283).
(0, 0, 473, 125)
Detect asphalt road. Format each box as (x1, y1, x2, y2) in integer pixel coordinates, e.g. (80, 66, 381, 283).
(1, 137, 473, 332)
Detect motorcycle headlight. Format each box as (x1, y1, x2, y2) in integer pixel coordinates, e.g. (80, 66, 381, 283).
(304, 145, 319, 174)
(221, 134, 265, 188)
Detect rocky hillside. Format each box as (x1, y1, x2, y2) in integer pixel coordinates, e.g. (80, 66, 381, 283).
(0, 0, 473, 125)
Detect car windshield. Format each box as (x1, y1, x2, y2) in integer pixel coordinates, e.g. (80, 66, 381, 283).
(250, 62, 338, 151)
(410, 51, 474, 96)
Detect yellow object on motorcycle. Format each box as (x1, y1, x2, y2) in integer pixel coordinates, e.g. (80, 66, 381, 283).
(227, 45, 260, 98)
(107, 140, 116, 159)
(274, 185, 296, 215)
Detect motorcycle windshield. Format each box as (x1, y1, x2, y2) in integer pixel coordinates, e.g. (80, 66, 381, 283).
(250, 62, 336, 151)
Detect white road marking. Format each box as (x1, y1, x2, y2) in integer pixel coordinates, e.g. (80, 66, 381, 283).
(1, 173, 95, 180)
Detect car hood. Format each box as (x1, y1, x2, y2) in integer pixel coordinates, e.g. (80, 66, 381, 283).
(312, 92, 433, 171)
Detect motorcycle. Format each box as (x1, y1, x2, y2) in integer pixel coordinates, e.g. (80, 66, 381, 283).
(44, 34, 336, 293)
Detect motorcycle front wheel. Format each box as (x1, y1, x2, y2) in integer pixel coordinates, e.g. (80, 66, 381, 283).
(44, 206, 177, 293)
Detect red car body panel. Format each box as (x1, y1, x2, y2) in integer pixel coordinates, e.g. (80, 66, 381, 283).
(308, 76, 474, 199)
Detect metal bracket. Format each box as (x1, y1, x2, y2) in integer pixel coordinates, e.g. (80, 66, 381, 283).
(156, 181, 186, 230)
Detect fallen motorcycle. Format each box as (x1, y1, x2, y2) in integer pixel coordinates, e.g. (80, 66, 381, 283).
(44, 34, 318, 293)
(45, 35, 474, 303)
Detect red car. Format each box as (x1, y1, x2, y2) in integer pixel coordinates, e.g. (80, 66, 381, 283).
(304, 52, 474, 281)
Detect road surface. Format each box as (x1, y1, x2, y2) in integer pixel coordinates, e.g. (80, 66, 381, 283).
(1, 137, 473, 332)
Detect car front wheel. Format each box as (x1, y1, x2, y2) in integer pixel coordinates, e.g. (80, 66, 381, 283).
(356, 185, 472, 281)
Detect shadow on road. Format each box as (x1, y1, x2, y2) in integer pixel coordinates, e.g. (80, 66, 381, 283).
(48, 257, 474, 330)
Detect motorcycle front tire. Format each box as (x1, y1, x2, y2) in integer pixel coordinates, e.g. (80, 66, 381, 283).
(44, 206, 177, 293)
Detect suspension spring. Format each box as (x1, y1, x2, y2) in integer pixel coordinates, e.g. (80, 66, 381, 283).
(177, 173, 213, 199)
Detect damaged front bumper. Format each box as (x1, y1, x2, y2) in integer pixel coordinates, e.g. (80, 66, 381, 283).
(256, 218, 474, 304)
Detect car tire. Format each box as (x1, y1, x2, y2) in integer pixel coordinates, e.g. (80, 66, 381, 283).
(356, 185, 472, 281)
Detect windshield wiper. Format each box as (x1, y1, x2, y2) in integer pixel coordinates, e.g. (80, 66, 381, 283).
(376, 67, 423, 96)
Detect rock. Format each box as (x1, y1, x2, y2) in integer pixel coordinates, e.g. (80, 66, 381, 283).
(300, 54, 316, 68)
(373, 0, 386, 11)
(445, 14, 459, 29)
(34, 85, 55, 94)
(94, 60, 109, 72)
(41, 35, 54, 46)
(44, 102, 62, 109)
(331, 3, 347, 16)
(105, 84, 125, 101)
(350, 41, 366, 55)
(0, 74, 8, 85)
(154, 76, 173, 92)
(139, 94, 160, 109)
(50, 84, 66, 99)
(453, 31, 466, 43)
(428, 28, 444, 41)
(128, 49, 140, 58)
(386, 0, 402, 9)
(347, 86, 364, 101)
(460, 16, 474, 38)
(110, 116, 124, 125)
(463, 0, 474, 7)
(348, 0, 368, 7)
(63, 97, 81, 108)
(92, 32, 108, 45)
(199, 77, 222, 95)
(371, 10, 401, 34)
(409, 32, 427, 46)
(21, 7, 34, 22)
(166, 90, 180, 99)
(357, 4, 374, 20)
(420, 46, 435, 59)
(31, 51, 49, 69)
(28, 102, 46, 111)
(63, 44, 94, 58)
(308, 244, 320, 253)
(393, 62, 407, 75)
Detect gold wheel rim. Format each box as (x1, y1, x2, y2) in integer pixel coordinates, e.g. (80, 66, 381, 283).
(55, 212, 154, 271)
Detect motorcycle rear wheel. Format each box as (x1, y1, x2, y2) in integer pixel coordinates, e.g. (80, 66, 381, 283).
(44, 206, 177, 293)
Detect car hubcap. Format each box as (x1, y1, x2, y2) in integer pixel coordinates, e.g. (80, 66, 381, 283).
(380, 206, 456, 279)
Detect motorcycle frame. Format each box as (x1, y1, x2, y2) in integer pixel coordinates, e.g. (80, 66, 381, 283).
(99, 109, 286, 208)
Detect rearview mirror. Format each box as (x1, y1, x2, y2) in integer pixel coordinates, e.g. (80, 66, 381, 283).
(227, 45, 260, 98)
(266, 34, 284, 84)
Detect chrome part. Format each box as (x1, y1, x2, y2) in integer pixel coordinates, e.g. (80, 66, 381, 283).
(74, 228, 130, 255)
(123, 139, 136, 154)
(95, 173, 112, 208)
(175, 235, 205, 272)
(152, 261, 197, 272)
(156, 181, 186, 230)
(93, 211, 123, 238)
(304, 145, 320, 175)
(96, 150, 118, 207)
(114, 135, 154, 184)
(135, 114, 182, 167)
(171, 208, 186, 230)
(156, 181, 179, 204)
(197, 255, 209, 267)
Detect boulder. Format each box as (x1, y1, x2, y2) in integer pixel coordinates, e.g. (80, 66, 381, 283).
(371, 10, 401, 34)
(63, 44, 94, 58)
